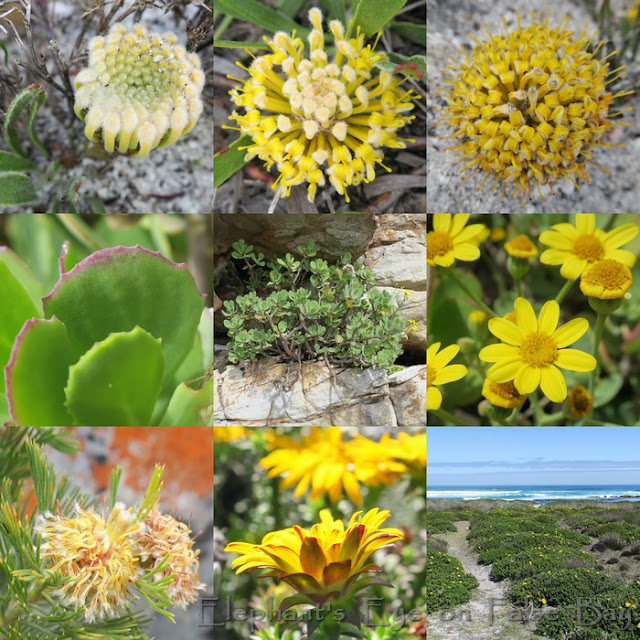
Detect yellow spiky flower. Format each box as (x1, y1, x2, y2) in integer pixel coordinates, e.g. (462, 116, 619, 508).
(441, 12, 632, 202)
(226, 8, 418, 203)
(36, 502, 141, 623)
(74, 23, 204, 156)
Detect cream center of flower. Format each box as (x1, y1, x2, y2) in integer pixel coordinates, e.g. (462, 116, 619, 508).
(281, 65, 353, 141)
(581, 259, 630, 289)
(572, 234, 604, 261)
(520, 333, 557, 367)
(426, 365, 436, 387)
(427, 231, 453, 260)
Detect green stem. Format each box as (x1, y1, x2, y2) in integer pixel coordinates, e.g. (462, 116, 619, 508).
(506, 406, 520, 425)
(446, 269, 497, 318)
(528, 390, 544, 424)
(54, 214, 104, 252)
(540, 411, 567, 426)
(514, 276, 522, 298)
(555, 279, 575, 304)
(590, 312, 607, 396)
(213, 14, 233, 40)
(432, 408, 471, 426)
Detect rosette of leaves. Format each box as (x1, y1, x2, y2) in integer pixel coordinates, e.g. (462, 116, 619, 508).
(222, 240, 404, 368)
(0, 245, 213, 426)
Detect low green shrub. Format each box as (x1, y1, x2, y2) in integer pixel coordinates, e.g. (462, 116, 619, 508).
(427, 548, 478, 614)
(490, 547, 595, 581)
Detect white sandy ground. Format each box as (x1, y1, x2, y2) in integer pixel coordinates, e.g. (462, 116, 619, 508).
(427, 521, 546, 640)
(427, 0, 640, 213)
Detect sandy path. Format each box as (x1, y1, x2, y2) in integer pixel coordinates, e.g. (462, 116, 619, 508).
(427, 521, 543, 640)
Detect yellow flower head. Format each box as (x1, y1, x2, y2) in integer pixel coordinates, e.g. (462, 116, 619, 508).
(441, 13, 631, 202)
(482, 379, 527, 408)
(224, 508, 403, 606)
(427, 214, 487, 267)
(74, 24, 204, 156)
(567, 384, 593, 418)
(131, 508, 205, 609)
(227, 8, 417, 203)
(478, 297, 596, 402)
(505, 234, 538, 259)
(580, 259, 633, 300)
(540, 214, 638, 280)
(36, 503, 140, 622)
(214, 426, 248, 443)
(260, 427, 407, 506)
(468, 310, 488, 326)
(427, 342, 468, 410)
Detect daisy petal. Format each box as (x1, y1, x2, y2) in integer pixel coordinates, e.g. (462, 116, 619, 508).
(603, 223, 639, 248)
(607, 248, 636, 267)
(537, 300, 559, 335)
(431, 344, 460, 369)
(435, 253, 455, 268)
(433, 214, 451, 233)
(453, 223, 485, 244)
(427, 343, 441, 362)
(540, 365, 568, 403)
(427, 386, 442, 410)
(449, 214, 471, 237)
(488, 318, 524, 345)
(539, 230, 574, 251)
(559, 256, 587, 281)
(555, 348, 597, 372)
(487, 359, 523, 383)
(433, 364, 468, 385)
(514, 297, 537, 333)
(552, 318, 589, 348)
(452, 244, 480, 262)
(478, 343, 521, 362)
(548, 223, 579, 239)
(514, 364, 541, 395)
(540, 248, 570, 266)
(575, 214, 596, 234)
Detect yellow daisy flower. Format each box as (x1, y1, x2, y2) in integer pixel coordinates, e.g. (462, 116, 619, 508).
(580, 259, 633, 300)
(567, 384, 593, 418)
(478, 297, 596, 402)
(225, 508, 403, 607)
(214, 426, 248, 443)
(504, 234, 538, 259)
(481, 379, 527, 408)
(226, 8, 417, 203)
(427, 214, 487, 267)
(427, 342, 468, 410)
(539, 214, 638, 281)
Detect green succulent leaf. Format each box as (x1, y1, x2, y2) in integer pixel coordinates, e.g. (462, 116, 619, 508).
(43, 246, 204, 379)
(214, 134, 253, 188)
(389, 21, 426, 45)
(5, 317, 77, 427)
(160, 376, 214, 426)
(65, 327, 165, 427)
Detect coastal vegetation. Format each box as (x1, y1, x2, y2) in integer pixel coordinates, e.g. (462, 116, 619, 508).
(427, 500, 640, 639)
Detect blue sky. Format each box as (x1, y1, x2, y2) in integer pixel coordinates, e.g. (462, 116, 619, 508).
(428, 428, 640, 486)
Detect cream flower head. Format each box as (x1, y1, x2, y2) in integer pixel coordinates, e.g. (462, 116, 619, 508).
(74, 23, 205, 156)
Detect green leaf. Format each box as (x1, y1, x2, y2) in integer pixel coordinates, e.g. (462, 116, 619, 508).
(5, 317, 77, 427)
(0, 151, 36, 172)
(0, 42, 7, 66)
(214, 0, 310, 36)
(593, 372, 624, 409)
(0, 246, 46, 311)
(43, 246, 204, 378)
(0, 258, 42, 398)
(352, 0, 407, 37)
(214, 39, 270, 49)
(375, 52, 426, 77)
(27, 87, 49, 158)
(279, 0, 307, 17)
(65, 327, 165, 426)
(160, 376, 213, 426)
(389, 20, 426, 45)
(0, 172, 37, 206)
(3, 84, 47, 158)
(320, 0, 346, 25)
(214, 134, 253, 188)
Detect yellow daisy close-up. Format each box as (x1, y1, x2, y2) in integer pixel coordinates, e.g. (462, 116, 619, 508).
(427, 214, 487, 267)
(539, 214, 638, 280)
(427, 342, 468, 410)
(478, 297, 596, 403)
(504, 234, 538, 259)
(481, 379, 527, 409)
(580, 259, 633, 300)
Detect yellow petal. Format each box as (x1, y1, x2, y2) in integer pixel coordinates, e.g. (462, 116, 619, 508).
(433, 363, 467, 385)
(427, 386, 442, 410)
(555, 349, 597, 372)
(449, 214, 471, 237)
(539, 230, 574, 251)
(452, 244, 481, 262)
(514, 364, 541, 395)
(433, 214, 452, 233)
(537, 300, 559, 335)
(575, 214, 596, 234)
(540, 247, 571, 265)
(430, 344, 460, 370)
(514, 297, 537, 333)
(427, 342, 441, 362)
(552, 318, 589, 348)
(560, 257, 587, 281)
(539, 365, 568, 402)
(478, 343, 521, 362)
(486, 359, 522, 383)
(603, 223, 639, 249)
(488, 318, 524, 345)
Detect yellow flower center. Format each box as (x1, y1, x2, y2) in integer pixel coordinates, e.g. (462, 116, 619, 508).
(426, 365, 436, 387)
(572, 234, 604, 261)
(520, 333, 557, 367)
(491, 380, 521, 400)
(568, 385, 592, 418)
(581, 259, 631, 290)
(509, 235, 535, 251)
(427, 231, 453, 260)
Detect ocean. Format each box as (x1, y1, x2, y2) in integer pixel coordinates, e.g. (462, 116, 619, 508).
(427, 485, 640, 503)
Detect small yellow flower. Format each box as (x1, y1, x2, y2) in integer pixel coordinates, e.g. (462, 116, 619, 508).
(482, 379, 527, 408)
(36, 503, 140, 622)
(214, 426, 248, 443)
(505, 234, 538, 259)
(226, 8, 417, 203)
(540, 597, 547, 605)
(427, 214, 487, 267)
(491, 228, 506, 242)
(441, 13, 631, 202)
(406, 318, 419, 332)
(225, 508, 403, 607)
(469, 310, 488, 326)
(580, 259, 633, 300)
(539, 214, 638, 280)
(479, 297, 596, 402)
(567, 385, 593, 418)
(427, 342, 468, 410)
